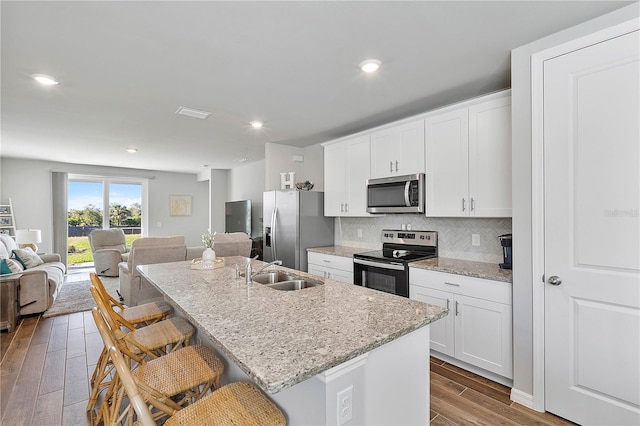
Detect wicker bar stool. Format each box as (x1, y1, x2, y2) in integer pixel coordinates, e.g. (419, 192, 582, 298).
(91, 308, 225, 425)
(88, 286, 195, 422)
(88, 273, 173, 412)
(90, 273, 172, 326)
(100, 310, 286, 425)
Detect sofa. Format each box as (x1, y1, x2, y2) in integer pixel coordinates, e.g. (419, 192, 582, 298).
(88, 228, 130, 277)
(119, 233, 252, 306)
(0, 234, 66, 315)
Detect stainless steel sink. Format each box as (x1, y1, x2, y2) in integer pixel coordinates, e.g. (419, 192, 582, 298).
(252, 271, 324, 290)
(252, 271, 298, 285)
(265, 279, 324, 291)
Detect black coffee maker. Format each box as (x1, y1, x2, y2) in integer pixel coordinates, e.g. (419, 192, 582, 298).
(499, 234, 512, 270)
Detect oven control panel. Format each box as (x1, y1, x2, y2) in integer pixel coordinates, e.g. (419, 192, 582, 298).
(381, 230, 437, 246)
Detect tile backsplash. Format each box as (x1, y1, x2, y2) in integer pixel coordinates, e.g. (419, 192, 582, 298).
(335, 215, 512, 264)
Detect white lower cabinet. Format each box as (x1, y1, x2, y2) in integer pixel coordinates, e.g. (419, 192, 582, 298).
(410, 268, 512, 380)
(307, 252, 353, 284)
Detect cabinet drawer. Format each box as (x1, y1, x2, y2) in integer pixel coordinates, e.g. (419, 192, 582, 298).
(409, 268, 511, 305)
(308, 252, 353, 273)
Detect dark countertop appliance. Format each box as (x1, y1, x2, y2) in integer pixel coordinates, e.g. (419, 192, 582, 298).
(499, 234, 512, 270)
(354, 230, 438, 297)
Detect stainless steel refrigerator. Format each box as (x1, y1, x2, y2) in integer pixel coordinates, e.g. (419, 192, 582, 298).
(263, 190, 334, 272)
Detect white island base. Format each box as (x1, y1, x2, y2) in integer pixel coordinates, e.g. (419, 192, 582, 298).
(200, 326, 430, 425)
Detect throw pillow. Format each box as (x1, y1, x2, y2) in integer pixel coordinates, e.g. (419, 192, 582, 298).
(0, 259, 12, 274)
(12, 247, 44, 269)
(5, 258, 24, 273)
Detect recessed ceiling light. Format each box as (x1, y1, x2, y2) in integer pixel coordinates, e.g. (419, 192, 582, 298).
(359, 59, 381, 73)
(126, 147, 138, 154)
(31, 73, 59, 85)
(175, 106, 211, 120)
(250, 121, 263, 129)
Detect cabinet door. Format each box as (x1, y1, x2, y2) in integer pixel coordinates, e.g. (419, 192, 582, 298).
(326, 268, 353, 284)
(370, 120, 425, 178)
(308, 264, 329, 279)
(370, 128, 396, 178)
(410, 285, 455, 357)
(323, 143, 347, 216)
(468, 97, 512, 217)
(454, 294, 512, 378)
(397, 119, 425, 176)
(425, 109, 469, 217)
(345, 136, 371, 216)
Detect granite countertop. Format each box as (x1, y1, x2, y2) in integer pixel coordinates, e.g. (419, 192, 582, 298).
(307, 245, 364, 258)
(410, 257, 513, 283)
(309, 245, 512, 283)
(138, 258, 446, 394)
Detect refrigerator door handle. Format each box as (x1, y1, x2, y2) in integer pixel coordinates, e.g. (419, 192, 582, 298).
(271, 207, 278, 260)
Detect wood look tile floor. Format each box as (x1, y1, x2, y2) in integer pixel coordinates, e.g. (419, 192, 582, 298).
(1, 270, 575, 425)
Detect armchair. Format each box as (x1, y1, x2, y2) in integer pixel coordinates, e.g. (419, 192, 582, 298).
(89, 229, 130, 277)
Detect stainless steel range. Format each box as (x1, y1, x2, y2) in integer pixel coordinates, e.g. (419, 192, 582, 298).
(353, 230, 438, 297)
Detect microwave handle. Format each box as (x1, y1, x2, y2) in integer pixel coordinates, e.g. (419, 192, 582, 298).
(404, 181, 411, 207)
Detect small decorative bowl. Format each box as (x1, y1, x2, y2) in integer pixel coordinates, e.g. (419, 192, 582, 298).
(295, 181, 314, 191)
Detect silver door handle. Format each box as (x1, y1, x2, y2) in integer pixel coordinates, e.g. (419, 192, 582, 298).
(470, 197, 475, 212)
(444, 282, 460, 287)
(462, 198, 466, 212)
(455, 301, 459, 316)
(395, 160, 399, 172)
(548, 276, 562, 286)
(345, 203, 348, 213)
(390, 161, 393, 173)
(446, 299, 450, 310)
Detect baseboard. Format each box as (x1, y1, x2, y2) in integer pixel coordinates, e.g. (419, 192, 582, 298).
(510, 388, 536, 410)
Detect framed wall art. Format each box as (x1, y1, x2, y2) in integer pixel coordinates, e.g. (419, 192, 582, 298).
(169, 195, 192, 216)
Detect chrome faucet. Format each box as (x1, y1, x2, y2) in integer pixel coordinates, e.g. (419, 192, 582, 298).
(251, 260, 282, 278)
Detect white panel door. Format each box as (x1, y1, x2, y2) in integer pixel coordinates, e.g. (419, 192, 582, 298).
(323, 143, 346, 216)
(425, 109, 469, 217)
(468, 97, 512, 217)
(544, 30, 640, 425)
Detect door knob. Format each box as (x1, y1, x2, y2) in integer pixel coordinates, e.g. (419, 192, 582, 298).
(548, 276, 562, 286)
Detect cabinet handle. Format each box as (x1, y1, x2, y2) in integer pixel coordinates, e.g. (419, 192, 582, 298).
(462, 198, 466, 212)
(390, 161, 393, 173)
(446, 299, 450, 310)
(395, 160, 399, 172)
(444, 282, 460, 287)
(470, 197, 475, 212)
(345, 203, 349, 213)
(455, 301, 459, 316)
(328, 272, 332, 279)
(340, 203, 344, 213)
(323, 260, 331, 263)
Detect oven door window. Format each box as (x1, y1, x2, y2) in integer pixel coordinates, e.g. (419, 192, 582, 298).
(355, 262, 408, 297)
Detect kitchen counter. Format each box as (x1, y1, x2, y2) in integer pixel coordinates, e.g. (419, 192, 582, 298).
(309, 245, 513, 283)
(411, 257, 513, 283)
(307, 245, 364, 258)
(138, 257, 446, 393)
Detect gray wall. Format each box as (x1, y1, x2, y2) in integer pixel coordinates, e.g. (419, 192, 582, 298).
(510, 3, 638, 399)
(228, 159, 265, 239)
(0, 158, 209, 251)
(264, 142, 324, 191)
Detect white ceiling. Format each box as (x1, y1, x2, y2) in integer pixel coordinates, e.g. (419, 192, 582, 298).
(1, 1, 632, 174)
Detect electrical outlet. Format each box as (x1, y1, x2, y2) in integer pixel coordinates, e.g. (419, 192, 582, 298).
(337, 386, 353, 425)
(357, 229, 362, 238)
(157, 221, 162, 228)
(472, 234, 480, 246)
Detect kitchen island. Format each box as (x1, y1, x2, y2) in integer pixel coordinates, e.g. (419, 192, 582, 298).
(138, 257, 446, 425)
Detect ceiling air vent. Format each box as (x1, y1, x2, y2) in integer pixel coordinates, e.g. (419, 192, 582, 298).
(175, 106, 211, 120)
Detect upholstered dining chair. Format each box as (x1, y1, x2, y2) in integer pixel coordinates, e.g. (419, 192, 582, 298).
(88, 228, 130, 277)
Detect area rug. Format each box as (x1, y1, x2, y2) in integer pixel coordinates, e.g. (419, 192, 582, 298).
(42, 276, 121, 318)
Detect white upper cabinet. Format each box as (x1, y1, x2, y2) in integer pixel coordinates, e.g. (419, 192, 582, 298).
(370, 119, 425, 178)
(425, 91, 512, 217)
(323, 135, 371, 217)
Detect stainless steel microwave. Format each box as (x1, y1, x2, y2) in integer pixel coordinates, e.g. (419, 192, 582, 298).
(366, 173, 425, 214)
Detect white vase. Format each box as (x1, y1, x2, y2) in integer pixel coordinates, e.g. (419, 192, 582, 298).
(202, 247, 216, 263)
